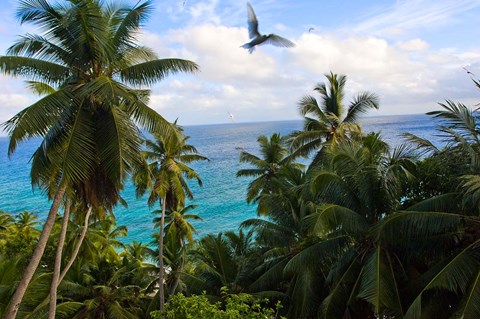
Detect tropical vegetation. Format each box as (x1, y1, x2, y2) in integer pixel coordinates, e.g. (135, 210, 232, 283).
(0, 0, 198, 318)
(0, 0, 480, 318)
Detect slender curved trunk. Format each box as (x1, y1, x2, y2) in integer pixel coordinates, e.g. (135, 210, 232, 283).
(159, 197, 166, 315)
(4, 182, 67, 319)
(169, 239, 184, 296)
(48, 198, 71, 319)
(58, 206, 92, 284)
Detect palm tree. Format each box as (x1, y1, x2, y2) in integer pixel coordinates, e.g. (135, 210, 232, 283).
(394, 97, 480, 318)
(160, 204, 202, 295)
(134, 128, 208, 312)
(238, 167, 319, 314)
(55, 252, 149, 319)
(288, 72, 379, 165)
(186, 231, 259, 296)
(287, 133, 417, 318)
(0, 212, 14, 253)
(14, 211, 40, 232)
(122, 240, 156, 265)
(0, 0, 199, 316)
(237, 133, 302, 215)
(0, 211, 14, 233)
(405, 100, 480, 209)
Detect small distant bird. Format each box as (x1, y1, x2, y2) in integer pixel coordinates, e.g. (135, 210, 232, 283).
(463, 66, 475, 76)
(228, 112, 235, 122)
(308, 27, 314, 32)
(241, 2, 295, 54)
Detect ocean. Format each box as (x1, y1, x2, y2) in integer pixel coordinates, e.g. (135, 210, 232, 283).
(0, 114, 440, 243)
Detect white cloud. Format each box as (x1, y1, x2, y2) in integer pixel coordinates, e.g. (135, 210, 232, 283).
(291, 33, 436, 95)
(397, 39, 430, 51)
(167, 24, 281, 84)
(138, 22, 480, 124)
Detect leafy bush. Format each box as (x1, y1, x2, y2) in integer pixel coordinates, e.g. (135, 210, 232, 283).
(151, 289, 284, 319)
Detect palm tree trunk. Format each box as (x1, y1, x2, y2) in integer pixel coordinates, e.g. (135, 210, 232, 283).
(58, 206, 92, 284)
(48, 198, 71, 319)
(159, 197, 166, 315)
(170, 239, 184, 296)
(4, 182, 67, 319)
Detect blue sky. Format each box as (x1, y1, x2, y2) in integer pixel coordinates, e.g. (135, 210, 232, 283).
(1, 0, 480, 126)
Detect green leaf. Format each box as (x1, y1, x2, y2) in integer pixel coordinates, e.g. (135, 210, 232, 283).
(304, 203, 368, 236)
(120, 58, 199, 86)
(405, 239, 480, 319)
(358, 246, 404, 318)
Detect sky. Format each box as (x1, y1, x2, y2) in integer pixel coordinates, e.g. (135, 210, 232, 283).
(1, 0, 480, 126)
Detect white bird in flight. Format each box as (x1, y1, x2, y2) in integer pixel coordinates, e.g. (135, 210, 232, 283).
(241, 2, 295, 54)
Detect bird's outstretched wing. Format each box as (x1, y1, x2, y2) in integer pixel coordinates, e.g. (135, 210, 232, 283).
(265, 34, 295, 48)
(247, 2, 260, 39)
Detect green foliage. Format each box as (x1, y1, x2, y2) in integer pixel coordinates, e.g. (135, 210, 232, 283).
(0, 211, 40, 264)
(151, 290, 284, 319)
(185, 231, 260, 296)
(401, 147, 471, 208)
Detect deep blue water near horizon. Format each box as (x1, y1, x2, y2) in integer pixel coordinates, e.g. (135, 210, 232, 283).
(0, 114, 440, 244)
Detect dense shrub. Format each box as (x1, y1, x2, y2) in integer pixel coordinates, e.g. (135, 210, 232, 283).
(151, 289, 284, 319)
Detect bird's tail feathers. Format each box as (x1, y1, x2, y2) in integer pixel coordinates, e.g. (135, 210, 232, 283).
(241, 43, 255, 54)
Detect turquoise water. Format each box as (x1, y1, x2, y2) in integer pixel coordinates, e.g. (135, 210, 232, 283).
(0, 114, 439, 243)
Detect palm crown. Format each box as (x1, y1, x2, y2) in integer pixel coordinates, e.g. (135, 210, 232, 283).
(1, 0, 199, 210)
(289, 72, 379, 165)
(237, 133, 302, 214)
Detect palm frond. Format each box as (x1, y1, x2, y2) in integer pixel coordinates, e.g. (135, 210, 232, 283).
(373, 211, 463, 247)
(402, 132, 439, 156)
(453, 271, 480, 319)
(405, 239, 480, 319)
(284, 236, 350, 276)
(25, 80, 56, 95)
(357, 247, 404, 317)
(120, 58, 199, 86)
(112, 1, 154, 48)
(3, 88, 73, 155)
(304, 204, 368, 236)
(0, 56, 69, 84)
(343, 92, 379, 123)
(320, 253, 361, 319)
(406, 193, 460, 212)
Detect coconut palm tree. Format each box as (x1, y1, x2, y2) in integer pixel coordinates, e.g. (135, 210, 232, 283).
(237, 133, 302, 215)
(288, 72, 379, 166)
(0, 0, 199, 316)
(393, 98, 480, 318)
(0, 212, 14, 233)
(163, 205, 202, 247)
(285, 133, 417, 318)
(8, 212, 41, 259)
(160, 204, 202, 295)
(405, 100, 480, 211)
(133, 128, 208, 312)
(0, 213, 14, 255)
(54, 249, 150, 319)
(185, 231, 260, 296)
